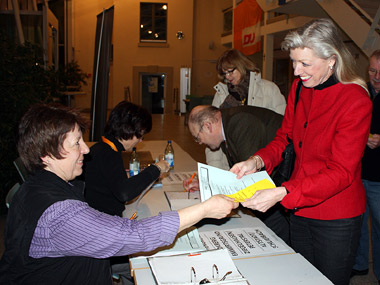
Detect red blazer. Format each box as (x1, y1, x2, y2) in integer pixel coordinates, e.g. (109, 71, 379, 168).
(256, 78, 372, 220)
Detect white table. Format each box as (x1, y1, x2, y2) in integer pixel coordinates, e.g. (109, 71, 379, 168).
(127, 140, 333, 284)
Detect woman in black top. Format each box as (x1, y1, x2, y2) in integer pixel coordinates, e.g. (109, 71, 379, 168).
(83, 101, 169, 216)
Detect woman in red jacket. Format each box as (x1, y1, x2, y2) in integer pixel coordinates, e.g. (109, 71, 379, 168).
(230, 18, 372, 285)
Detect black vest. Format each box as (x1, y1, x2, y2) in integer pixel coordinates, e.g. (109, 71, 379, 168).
(0, 170, 111, 284)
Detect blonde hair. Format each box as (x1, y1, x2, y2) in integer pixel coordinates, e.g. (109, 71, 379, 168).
(281, 18, 366, 88)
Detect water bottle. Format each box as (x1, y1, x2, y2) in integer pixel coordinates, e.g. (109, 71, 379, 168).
(164, 140, 174, 170)
(129, 147, 140, 176)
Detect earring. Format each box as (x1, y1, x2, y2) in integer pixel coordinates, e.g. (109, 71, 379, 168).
(329, 66, 333, 70)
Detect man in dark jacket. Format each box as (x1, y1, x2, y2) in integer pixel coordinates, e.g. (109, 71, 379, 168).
(188, 105, 289, 244)
(352, 49, 380, 282)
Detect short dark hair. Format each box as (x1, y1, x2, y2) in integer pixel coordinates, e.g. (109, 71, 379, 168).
(18, 103, 89, 172)
(104, 101, 152, 140)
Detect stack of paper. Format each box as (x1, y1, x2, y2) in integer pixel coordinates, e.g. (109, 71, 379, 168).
(148, 248, 248, 284)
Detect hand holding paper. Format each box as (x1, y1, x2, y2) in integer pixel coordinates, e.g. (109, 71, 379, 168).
(225, 178, 275, 202)
(229, 157, 261, 179)
(241, 186, 288, 212)
(202, 195, 238, 219)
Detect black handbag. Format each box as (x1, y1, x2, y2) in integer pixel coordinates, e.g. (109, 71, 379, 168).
(272, 80, 302, 186)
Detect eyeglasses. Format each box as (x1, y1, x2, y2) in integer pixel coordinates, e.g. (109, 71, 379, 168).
(221, 67, 236, 76)
(369, 68, 380, 76)
(194, 124, 204, 143)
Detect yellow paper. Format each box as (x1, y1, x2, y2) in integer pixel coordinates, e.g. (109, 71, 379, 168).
(226, 179, 276, 202)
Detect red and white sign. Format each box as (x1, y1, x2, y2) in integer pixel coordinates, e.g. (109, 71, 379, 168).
(234, 0, 263, 55)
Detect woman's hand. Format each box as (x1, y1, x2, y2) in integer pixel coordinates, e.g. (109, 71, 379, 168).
(367, 134, 380, 149)
(241, 187, 287, 212)
(230, 155, 264, 179)
(202, 195, 239, 219)
(177, 195, 238, 232)
(155, 160, 170, 175)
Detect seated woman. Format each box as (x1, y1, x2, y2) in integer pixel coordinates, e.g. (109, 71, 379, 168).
(83, 101, 169, 284)
(84, 101, 169, 217)
(0, 103, 238, 283)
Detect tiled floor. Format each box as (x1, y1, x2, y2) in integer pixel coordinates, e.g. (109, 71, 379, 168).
(0, 113, 377, 284)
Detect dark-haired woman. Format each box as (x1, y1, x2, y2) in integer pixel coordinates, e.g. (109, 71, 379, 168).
(83, 101, 171, 284)
(84, 101, 169, 217)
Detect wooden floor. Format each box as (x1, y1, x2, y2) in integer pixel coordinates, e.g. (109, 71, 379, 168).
(0, 113, 377, 284)
(144, 113, 206, 164)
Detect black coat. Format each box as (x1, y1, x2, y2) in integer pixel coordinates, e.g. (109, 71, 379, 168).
(83, 136, 160, 216)
(220, 106, 283, 168)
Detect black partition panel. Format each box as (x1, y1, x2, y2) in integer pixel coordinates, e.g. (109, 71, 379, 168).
(90, 6, 114, 142)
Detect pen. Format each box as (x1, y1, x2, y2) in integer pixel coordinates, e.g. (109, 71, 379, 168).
(189, 172, 196, 184)
(184, 172, 196, 193)
(188, 253, 201, 257)
(188, 173, 196, 198)
(130, 211, 137, 220)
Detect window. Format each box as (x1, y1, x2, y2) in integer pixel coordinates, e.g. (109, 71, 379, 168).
(222, 7, 232, 37)
(140, 3, 167, 42)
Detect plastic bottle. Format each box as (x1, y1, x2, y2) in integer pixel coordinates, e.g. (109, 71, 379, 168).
(164, 140, 174, 170)
(129, 147, 140, 176)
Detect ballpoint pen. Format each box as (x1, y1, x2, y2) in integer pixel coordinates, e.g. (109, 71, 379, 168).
(186, 172, 196, 198)
(189, 172, 196, 184)
(185, 172, 196, 192)
(130, 211, 137, 220)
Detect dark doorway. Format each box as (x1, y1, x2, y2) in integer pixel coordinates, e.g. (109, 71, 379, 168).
(141, 73, 166, 114)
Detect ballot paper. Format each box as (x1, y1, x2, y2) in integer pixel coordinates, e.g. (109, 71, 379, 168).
(198, 163, 275, 202)
(148, 248, 249, 285)
(199, 227, 290, 258)
(161, 171, 195, 185)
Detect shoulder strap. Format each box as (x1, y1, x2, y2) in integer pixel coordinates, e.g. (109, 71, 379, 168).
(294, 79, 302, 113)
(101, 136, 118, 152)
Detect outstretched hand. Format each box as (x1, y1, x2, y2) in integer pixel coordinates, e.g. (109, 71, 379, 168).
(203, 195, 239, 219)
(177, 194, 239, 232)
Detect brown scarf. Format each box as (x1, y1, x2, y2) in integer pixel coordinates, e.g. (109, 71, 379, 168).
(220, 72, 251, 109)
